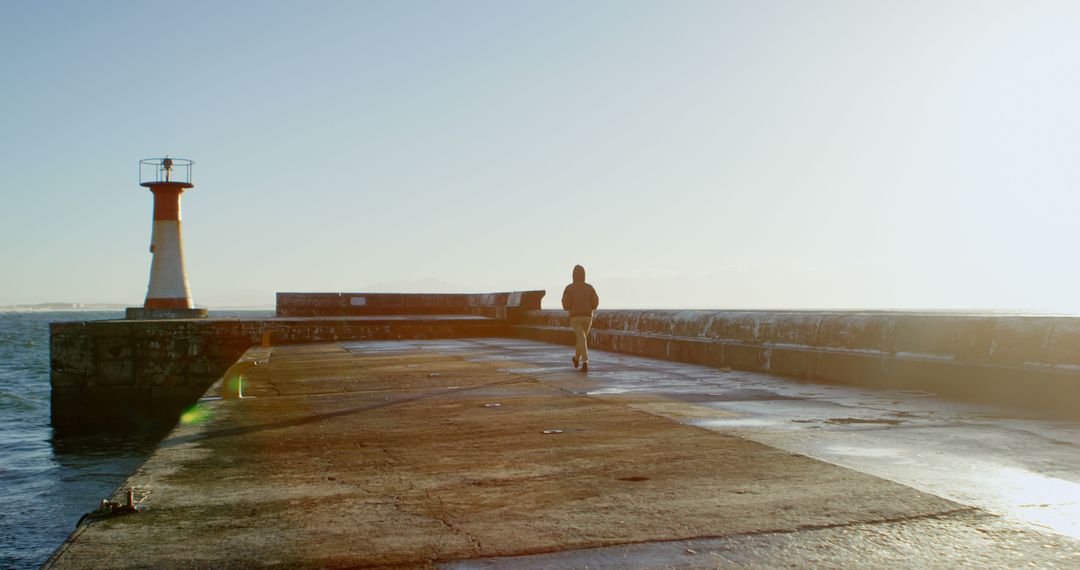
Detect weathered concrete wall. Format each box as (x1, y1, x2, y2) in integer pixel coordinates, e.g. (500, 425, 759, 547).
(276, 290, 545, 319)
(513, 310, 1080, 418)
(51, 289, 547, 430)
(55, 298, 1080, 430)
(50, 316, 505, 430)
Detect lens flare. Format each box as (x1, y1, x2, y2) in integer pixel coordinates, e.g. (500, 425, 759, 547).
(225, 376, 242, 397)
(180, 403, 212, 425)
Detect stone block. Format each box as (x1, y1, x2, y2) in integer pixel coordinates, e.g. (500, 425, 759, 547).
(611, 333, 670, 362)
(769, 347, 819, 379)
(92, 359, 134, 387)
(704, 314, 760, 343)
(277, 290, 545, 317)
(151, 385, 209, 412)
(50, 386, 153, 430)
(983, 318, 1051, 366)
(675, 337, 723, 368)
(50, 342, 96, 376)
(634, 312, 676, 336)
(669, 312, 710, 338)
(93, 335, 133, 363)
(882, 358, 956, 395)
(51, 371, 89, 388)
(723, 344, 768, 372)
(595, 311, 639, 333)
(756, 313, 822, 348)
(187, 357, 230, 378)
(1045, 320, 1080, 367)
(817, 314, 892, 352)
(691, 339, 725, 368)
(892, 316, 996, 361)
(814, 352, 887, 389)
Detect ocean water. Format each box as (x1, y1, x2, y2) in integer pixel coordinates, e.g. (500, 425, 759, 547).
(0, 310, 272, 569)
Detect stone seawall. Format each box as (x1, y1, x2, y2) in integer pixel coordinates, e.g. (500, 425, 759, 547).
(276, 290, 545, 319)
(512, 310, 1080, 418)
(50, 290, 543, 430)
(52, 297, 1080, 430)
(50, 316, 504, 430)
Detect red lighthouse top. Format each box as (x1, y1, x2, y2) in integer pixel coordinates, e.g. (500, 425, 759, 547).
(139, 157, 194, 189)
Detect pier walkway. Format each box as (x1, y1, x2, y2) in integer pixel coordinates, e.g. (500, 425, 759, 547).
(47, 339, 1080, 568)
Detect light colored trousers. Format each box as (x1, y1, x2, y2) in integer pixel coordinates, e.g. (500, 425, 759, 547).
(570, 316, 593, 362)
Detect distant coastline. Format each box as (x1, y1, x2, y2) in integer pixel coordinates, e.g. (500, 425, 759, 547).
(0, 303, 273, 312)
(0, 303, 128, 312)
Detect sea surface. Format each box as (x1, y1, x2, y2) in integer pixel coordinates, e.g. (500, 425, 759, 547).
(0, 310, 272, 569)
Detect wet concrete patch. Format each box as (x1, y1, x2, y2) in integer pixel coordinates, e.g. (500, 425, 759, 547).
(442, 510, 1080, 569)
(340, 340, 422, 354)
(450, 338, 1080, 546)
(695, 418, 784, 429)
(656, 388, 799, 404)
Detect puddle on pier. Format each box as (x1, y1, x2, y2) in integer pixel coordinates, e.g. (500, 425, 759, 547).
(434, 338, 1080, 541)
(695, 418, 782, 429)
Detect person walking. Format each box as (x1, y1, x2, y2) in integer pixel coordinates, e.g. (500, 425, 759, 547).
(562, 264, 599, 373)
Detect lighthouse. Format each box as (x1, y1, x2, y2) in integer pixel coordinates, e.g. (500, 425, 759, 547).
(126, 157, 208, 320)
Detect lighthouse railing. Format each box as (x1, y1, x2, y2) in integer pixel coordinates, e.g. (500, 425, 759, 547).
(139, 157, 194, 185)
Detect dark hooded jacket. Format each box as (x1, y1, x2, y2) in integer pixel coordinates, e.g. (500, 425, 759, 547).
(562, 265, 599, 317)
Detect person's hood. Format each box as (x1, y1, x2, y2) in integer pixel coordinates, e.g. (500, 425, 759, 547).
(572, 265, 585, 283)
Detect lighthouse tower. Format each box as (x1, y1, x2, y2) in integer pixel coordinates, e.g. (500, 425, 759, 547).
(126, 157, 208, 320)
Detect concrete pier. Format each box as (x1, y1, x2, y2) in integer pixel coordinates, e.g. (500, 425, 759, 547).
(50, 296, 1080, 431)
(49, 314, 505, 430)
(45, 339, 1080, 568)
(49, 291, 544, 430)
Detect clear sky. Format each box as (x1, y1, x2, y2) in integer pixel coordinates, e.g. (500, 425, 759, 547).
(2, 1, 1079, 311)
